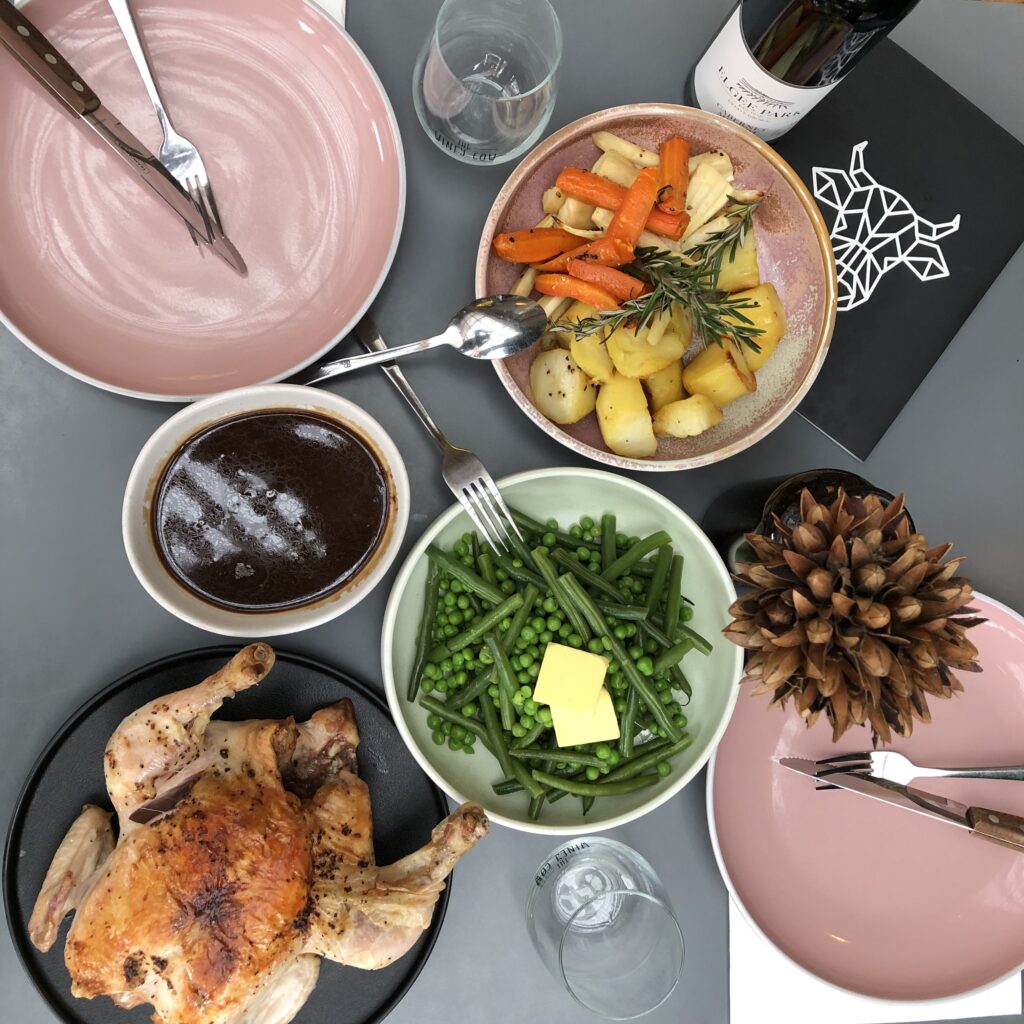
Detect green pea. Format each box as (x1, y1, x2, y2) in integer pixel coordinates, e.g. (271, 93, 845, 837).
(542, 596, 558, 614)
(528, 663, 541, 679)
(558, 624, 572, 639)
(601, 636, 613, 652)
(580, 516, 594, 530)
(511, 724, 526, 738)
(461, 703, 478, 717)
(567, 632, 583, 648)
(426, 713, 442, 729)
(657, 760, 672, 777)
(608, 661, 621, 675)
(570, 525, 583, 539)
(519, 716, 535, 730)
(637, 656, 655, 676)
(673, 713, 688, 728)
(521, 626, 536, 643)
(587, 638, 604, 655)
(450, 579, 463, 593)
(524, 699, 538, 716)
(613, 624, 629, 640)
(539, 630, 553, 644)
(606, 749, 621, 767)
(517, 671, 531, 685)
(519, 652, 534, 668)
(454, 542, 468, 556)
(519, 685, 533, 698)
(513, 691, 525, 707)
(595, 743, 612, 761)
(614, 697, 627, 713)
(487, 684, 500, 698)
(531, 616, 547, 632)
(585, 766, 601, 781)
(431, 730, 446, 746)
(627, 644, 643, 660)
(542, 531, 556, 546)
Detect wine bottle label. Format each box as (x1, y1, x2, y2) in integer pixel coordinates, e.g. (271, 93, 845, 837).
(693, 8, 837, 141)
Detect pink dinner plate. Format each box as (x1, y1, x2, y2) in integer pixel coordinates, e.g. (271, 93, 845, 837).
(0, 0, 404, 400)
(709, 591, 1024, 1001)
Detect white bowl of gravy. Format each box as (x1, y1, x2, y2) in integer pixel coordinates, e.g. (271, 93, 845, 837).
(123, 384, 409, 636)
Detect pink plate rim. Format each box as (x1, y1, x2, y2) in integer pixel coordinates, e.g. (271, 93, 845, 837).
(705, 590, 1024, 1005)
(0, 0, 406, 404)
(474, 102, 838, 472)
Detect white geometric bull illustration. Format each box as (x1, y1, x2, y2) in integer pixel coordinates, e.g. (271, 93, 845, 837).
(812, 141, 960, 311)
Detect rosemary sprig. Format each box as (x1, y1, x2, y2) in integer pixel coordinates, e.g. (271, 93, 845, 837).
(567, 198, 765, 354)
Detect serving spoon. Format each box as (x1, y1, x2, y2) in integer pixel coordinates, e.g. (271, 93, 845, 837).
(290, 295, 547, 386)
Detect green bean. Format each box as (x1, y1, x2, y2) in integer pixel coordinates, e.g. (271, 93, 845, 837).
(596, 602, 649, 621)
(511, 719, 547, 749)
(510, 758, 546, 800)
(477, 550, 498, 587)
(653, 640, 692, 675)
(528, 793, 546, 820)
(551, 549, 628, 603)
(426, 545, 505, 605)
(470, 531, 481, 561)
(427, 593, 523, 661)
(670, 665, 693, 700)
(602, 531, 673, 582)
(484, 635, 518, 732)
(503, 583, 539, 653)
(530, 769, 661, 797)
(645, 545, 673, 616)
(638, 617, 675, 649)
(560, 574, 682, 742)
(510, 507, 600, 551)
(510, 747, 606, 768)
(479, 692, 515, 777)
(582, 795, 595, 815)
(674, 622, 713, 656)
(408, 561, 442, 701)
(449, 666, 495, 709)
(493, 778, 524, 795)
(619, 689, 639, 758)
(604, 735, 691, 782)
(663, 554, 684, 640)
(601, 513, 617, 571)
(494, 554, 546, 590)
(630, 560, 656, 576)
(418, 697, 489, 744)
(532, 548, 592, 642)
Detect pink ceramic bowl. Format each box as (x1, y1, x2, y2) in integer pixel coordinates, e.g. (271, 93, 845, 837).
(475, 104, 837, 472)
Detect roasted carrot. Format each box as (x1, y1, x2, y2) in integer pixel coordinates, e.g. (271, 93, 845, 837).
(555, 167, 688, 240)
(531, 236, 634, 272)
(534, 274, 621, 310)
(605, 167, 659, 248)
(493, 227, 582, 263)
(656, 136, 690, 216)
(566, 259, 648, 302)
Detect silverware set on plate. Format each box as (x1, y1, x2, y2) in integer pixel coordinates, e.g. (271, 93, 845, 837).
(0, 0, 246, 274)
(781, 752, 1024, 852)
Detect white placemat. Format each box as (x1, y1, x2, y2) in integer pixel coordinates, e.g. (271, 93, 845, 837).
(729, 900, 1021, 1024)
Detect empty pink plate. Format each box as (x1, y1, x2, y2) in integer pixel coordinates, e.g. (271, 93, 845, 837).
(0, 0, 404, 400)
(709, 592, 1024, 1001)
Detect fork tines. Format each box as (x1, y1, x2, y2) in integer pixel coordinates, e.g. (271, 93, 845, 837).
(458, 477, 524, 555)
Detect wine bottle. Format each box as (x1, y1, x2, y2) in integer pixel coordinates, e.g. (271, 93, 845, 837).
(687, 0, 920, 141)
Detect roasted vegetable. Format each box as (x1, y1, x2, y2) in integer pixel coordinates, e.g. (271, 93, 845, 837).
(596, 372, 658, 457)
(714, 228, 760, 293)
(530, 349, 598, 424)
(653, 394, 724, 437)
(607, 327, 685, 379)
(681, 338, 756, 407)
(643, 361, 685, 411)
(570, 335, 615, 383)
(725, 283, 787, 371)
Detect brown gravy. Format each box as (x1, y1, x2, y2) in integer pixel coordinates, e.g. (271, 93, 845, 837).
(151, 410, 389, 612)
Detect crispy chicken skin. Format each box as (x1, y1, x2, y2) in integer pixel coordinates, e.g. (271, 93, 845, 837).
(29, 645, 488, 1024)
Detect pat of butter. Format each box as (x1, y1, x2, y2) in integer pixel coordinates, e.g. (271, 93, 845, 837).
(533, 643, 609, 713)
(551, 688, 621, 748)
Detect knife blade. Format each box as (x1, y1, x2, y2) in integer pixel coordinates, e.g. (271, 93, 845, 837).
(0, 0, 246, 277)
(778, 756, 1024, 853)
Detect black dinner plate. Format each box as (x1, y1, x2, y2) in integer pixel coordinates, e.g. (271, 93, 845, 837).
(3, 647, 451, 1024)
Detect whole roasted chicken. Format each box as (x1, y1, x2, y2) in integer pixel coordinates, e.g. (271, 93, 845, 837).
(28, 644, 487, 1024)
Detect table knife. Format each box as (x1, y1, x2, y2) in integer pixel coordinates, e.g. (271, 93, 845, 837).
(779, 756, 1024, 853)
(0, 0, 246, 276)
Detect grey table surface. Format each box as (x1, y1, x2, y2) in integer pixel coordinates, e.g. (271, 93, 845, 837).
(2, 1, 1023, 1022)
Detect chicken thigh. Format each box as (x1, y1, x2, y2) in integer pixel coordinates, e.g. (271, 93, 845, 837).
(29, 644, 488, 1024)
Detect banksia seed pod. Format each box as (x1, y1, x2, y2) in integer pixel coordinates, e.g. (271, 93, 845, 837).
(724, 488, 983, 744)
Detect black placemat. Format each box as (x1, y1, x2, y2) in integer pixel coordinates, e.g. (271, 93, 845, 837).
(4, 647, 451, 1024)
(776, 39, 1024, 459)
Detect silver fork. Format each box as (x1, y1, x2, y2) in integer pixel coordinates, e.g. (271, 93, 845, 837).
(353, 316, 525, 555)
(106, 0, 223, 245)
(817, 750, 1024, 784)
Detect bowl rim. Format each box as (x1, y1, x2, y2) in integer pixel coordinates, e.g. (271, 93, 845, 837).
(704, 590, 1024, 1006)
(380, 465, 743, 835)
(0, 0, 406, 403)
(121, 383, 410, 636)
(474, 102, 838, 473)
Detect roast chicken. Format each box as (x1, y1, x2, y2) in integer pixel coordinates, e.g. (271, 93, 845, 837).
(28, 644, 488, 1024)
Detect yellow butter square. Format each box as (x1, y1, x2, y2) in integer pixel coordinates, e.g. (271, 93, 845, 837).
(551, 688, 621, 748)
(533, 643, 608, 713)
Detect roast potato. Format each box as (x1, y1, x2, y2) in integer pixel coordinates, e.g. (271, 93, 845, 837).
(725, 283, 787, 371)
(681, 339, 756, 407)
(530, 349, 597, 425)
(596, 372, 658, 458)
(570, 335, 615, 384)
(607, 327, 685, 379)
(643, 361, 684, 411)
(653, 394, 724, 437)
(714, 228, 760, 293)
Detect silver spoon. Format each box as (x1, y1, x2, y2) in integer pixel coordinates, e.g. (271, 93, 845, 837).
(290, 295, 547, 386)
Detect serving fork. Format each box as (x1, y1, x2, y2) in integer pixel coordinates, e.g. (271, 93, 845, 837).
(816, 750, 1024, 784)
(106, 0, 226, 247)
(353, 316, 525, 555)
